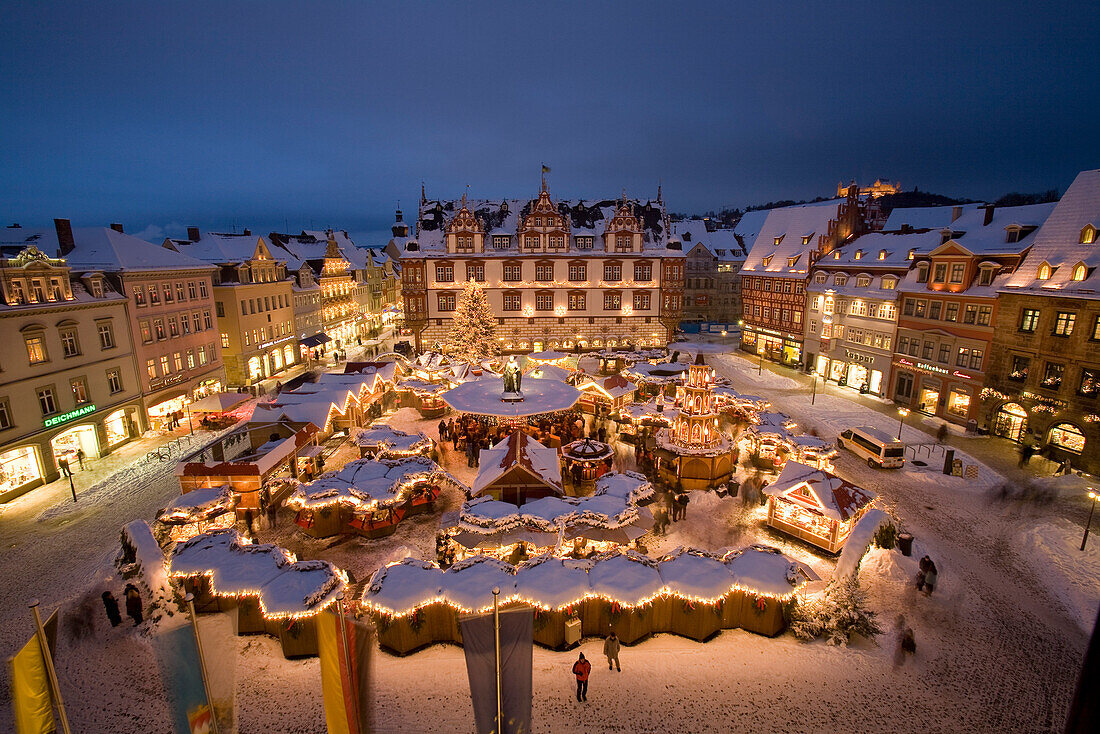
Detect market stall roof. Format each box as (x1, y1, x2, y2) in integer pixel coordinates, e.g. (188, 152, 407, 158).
(441, 556, 518, 612)
(287, 456, 462, 511)
(658, 549, 736, 602)
(362, 559, 445, 615)
(513, 556, 593, 609)
(622, 361, 689, 383)
(588, 551, 663, 606)
(257, 560, 346, 619)
(723, 545, 805, 598)
(300, 333, 332, 347)
(472, 432, 563, 497)
(157, 485, 236, 525)
(561, 438, 613, 462)
(354, 424, 433, 456)
(450, 527, 559, 551)
(525, 364, 571, 382)
(594, 471, 655, 503)
(189, 392, 251, 413)
(619, 398, 680, 424)
(443, 377, 581, 417)
(762, 460, 877, 522)
(578, 374, 636, 400)
(758, 412, 797, 430)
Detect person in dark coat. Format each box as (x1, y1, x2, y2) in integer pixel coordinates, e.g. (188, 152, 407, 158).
(76, 448, 86, 470)
(266, 501, 278, 529)
(916, 555, 932, 591)
(58, 458, 72, 478)
(102, 590, 122, 627)
(243, 509, 256, 537)
(438, 419, 448, 441)
(677, 492, 690, 520)
(923, 560, 938, 596)
(603, 631, 621, 671)
(124, 584, 143, 626)
(572, 652, 591, 702)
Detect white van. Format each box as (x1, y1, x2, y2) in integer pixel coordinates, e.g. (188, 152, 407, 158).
(837, 426, 905, 469)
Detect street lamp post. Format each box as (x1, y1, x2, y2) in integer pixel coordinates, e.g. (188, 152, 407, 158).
(1082, 490, 1098, 551)
(811, 372, 818, 405)
(67, 471, 76, 503)
(897, 408, 910, 440)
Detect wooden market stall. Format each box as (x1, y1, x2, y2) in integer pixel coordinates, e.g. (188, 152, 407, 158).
(471, 432, 564, 507)
(355, 424, 434, 459)
(762, 461, 877, 554)
(576, 374, 637, 416)
(155, 484, 237, 545)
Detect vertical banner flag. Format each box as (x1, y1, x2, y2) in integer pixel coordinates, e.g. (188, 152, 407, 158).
(318, 610, 373, 734)
(460, 608, 533, 734)
(153, 623, 213, 734)
(8, 610, 59, 734)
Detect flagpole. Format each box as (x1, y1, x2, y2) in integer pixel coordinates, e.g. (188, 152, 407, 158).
(493, 586, 502, 734)
(30, 600, 71, 734)
(185, 593, 220, 734)
(335, 592, 362, 733)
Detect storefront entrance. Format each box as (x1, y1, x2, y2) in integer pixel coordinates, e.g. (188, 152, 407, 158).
(918, 387, 939, 415)
(993, 403, 1028, 442)
(0, 446, 42, 498)
(51, 424, 101, 468)
(149, 393, 190, 431)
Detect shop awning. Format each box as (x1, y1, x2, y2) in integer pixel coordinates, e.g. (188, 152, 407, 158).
(189, 392, 251, 413)
(300, 333, 333, 348)
(297, 445, 325, 459)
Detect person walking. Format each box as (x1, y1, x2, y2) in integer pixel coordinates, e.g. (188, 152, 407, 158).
(603, 631, 621, 672)
(677, 492, 690, 520)
(916, 555, 931, 592)
(102, 590, 122, 627)
(76, 448, 86, 470)
(243, 508, 256, 537)
(438, 419, 448, 441)
(266, 500, 278, 529)
(124, 584, 143, 626)
(923, 560, 938, 596)
(58, 457, 72, 478)
(572, 652, 591, 702)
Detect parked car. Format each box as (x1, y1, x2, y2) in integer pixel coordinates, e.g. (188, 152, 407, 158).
(837, 426, 905, 469)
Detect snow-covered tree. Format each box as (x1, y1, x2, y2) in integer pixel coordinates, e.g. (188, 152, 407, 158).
(790, 574, 881, 646)
(444, 279, 500, 360)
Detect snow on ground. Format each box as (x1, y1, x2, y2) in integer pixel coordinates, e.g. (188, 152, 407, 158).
(0, 354, 1095, 732)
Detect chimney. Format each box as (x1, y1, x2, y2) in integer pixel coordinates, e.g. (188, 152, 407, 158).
(187, 226, 201, 242)
(110, 223, 124, 233)
(983, 205, 995, 226)
(951, 205, 963, 223)
(243, 228, 251, 236)
(54, 218, 75, 256)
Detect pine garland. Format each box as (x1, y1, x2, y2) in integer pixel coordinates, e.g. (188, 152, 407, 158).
(444, 280, 500, 360)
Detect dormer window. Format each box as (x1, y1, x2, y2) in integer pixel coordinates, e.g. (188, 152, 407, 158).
(1006, 226, 1022, 243)
(833, 251, 841, 260)
(762, 256, 772, 268)
(1072, 263, 1087, 281)
(575, 236, 593, 250)
(801, 235, 812, 245)
(856, 275, 871, 287)
(1037, 262, 1052, 280)
(908, 249, 916, 260)
(787, 256, 799, 268)
(90, 279, 103, 298)
(978, 266, 996, 286)
(492, 235, 510, 249)
(834, 275, 848, 286)
(916, 264, 929, 283)
(879, 250, 887, 260)
(773, 236, 783, 246)
(1081, 225, 1096, 245)
(814, 272, 827, 284)
(881, 276, 897, 290)
(854, 250, 863, 260)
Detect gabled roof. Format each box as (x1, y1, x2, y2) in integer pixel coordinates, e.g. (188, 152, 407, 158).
(762, 460, 875, 522)
(64, 227, 215, 272)
(740, 200, 844, 278)
(882, 204, 984, 231)
(1001, 169, 1100, 298)
(472, 432, 563, 497)
(169, 232, 281, 266)
(579, 374, 636, 399)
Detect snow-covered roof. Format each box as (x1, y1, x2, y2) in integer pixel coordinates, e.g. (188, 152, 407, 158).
(1001, 169, 1100, 298)
(588, 551, 664, 606)
(732, 209, 771, 248)
(157, 485, 236, 524)
(723, 545, 805, 598)
(672, 220, 746, 260)
(525, 364, 571, 382)
(513, 556, 594, 609)
(168, 232, 280, 267)
(622, 361, 689, 384)
(472, 432, 563, 497)
(762, 461, 876, 522)
(362, 559, 445, 615)
(740, 200, 845, 278)
(619, 397, 679, 424)
(287, 456, 460, 510)
(63, 227, 216, 272)
(658, 548, 735, 602)
(411, 195, 673, 255)
(441, 556, 518, 612)
(354, 425, 433, 457)
(882, 204, 984, 231)
(443, 377, 581, 417)
(578, 374, 636, 399)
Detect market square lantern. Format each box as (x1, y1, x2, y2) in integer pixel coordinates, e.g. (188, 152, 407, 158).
(762, 461, 876, 553)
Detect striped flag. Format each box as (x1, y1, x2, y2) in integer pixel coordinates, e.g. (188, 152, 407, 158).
(318, 610, 373, 734)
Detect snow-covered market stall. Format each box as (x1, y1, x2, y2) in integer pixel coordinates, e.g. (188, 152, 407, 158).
(286, 456, 462, 538)
(175, 418, 319, 513)
(354, 424, 434, 459)
(361, 544, 809, 655)
(440, 471, 654, 563)
(560, 438, 614, 490)
(155, 484, 237, 544)
(470, 431, 564, 506)
(576, 374, 637, 416)
(763, 461, 877, 553)
(168, 529, 347, 658)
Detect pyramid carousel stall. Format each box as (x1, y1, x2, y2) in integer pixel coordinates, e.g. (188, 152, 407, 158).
(655, 355, 737, 490)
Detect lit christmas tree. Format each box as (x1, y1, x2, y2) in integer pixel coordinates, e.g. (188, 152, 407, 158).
(445, 279, 500, 360)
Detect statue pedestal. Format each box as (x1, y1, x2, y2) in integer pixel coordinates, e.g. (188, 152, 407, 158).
(501, 391, 525, 404)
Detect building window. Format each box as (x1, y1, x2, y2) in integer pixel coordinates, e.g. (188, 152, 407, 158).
(928, 301, 941, 320)
(435, 265, 454, 282)
(970, 349, 983, 370)
(535, 264, 554, 281)
(1042, 362, 1064, 390)
(933, 263, 947, 283)
(938, 344, 950, 364)
(1049, 423, 1085, 453)
(159, 355, 170, 375)
(916, 265, 929, 283)
(466, 264, 485, 282)
(25, 335, 47, 364)
(436, 293, 456, 312)
(454, 235, 474, 253)
(978, 306, 992, 326)
(168, 316, 179, 337)
(947, 390, 971, 418)
(60, 329, 80, 357)
(186, 351, 195, 369)
(979, 267, 995, 286)
(492, 235, 510, 249)
(37, 387, 57, 416)
(70, 377, 89, 404)
(575, 236, 593, 250)
(1020, 308, 1040, 332)
(1037, 262, 1052, 280)
(174, 353, 183, 372)
(199, 282, 208, 298)
(949, 263, 965, 283)
(502, 293, 521, 311)
(813, 272, 827, 284)
(810, 296, 821, 311)
(1082, 226, 1097, 245)
(220, 332, 230, 348)
(604, 264, 621, 282)
(192, 312, 201, 332)
(604, 292, 621, 310)
(503, 264, 522, 282)
(181, 315, 191, 335)
(633, 292, 650, 310)
(1079, 368, 1100, 398)
(176, 282, 186, 301)
(1073, 264, 1087, 281)
(856, 276, 871, 287)
(568, 293, 586, 311)
(963, 304, 978, 324)
(1054, 312, 1076, 336)
(548, 235, 565, 250)
(163, 283, 174, 303)
(1009, 355, 1030, 381)
(0, 399, 11, 430)
(615, 234, 632, 252)
(943, 303, 958, 322)
(198, 346, 207, 365)
(568, 264, 586, 282)
(956, 347, 970, 367)
(902, 299, 914, 316)
(634, 264, 652, 281)
(523, 235, 539, 250)
(914, 300, 927, 318)
(536, 293, 553, 311)
(908, 339, 919, 356)
(922, 340, 934, 359)
(148, 285, 160, 305)
(203, 311, 213, 330)
(1093, 316, 1100, 341)
(187, 282, 197, 299)
(146, 359, 156, 378)
(106, 368, 122, 394)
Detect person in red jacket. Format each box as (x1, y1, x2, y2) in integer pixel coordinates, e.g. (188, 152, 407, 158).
(572, 652, 591, 702)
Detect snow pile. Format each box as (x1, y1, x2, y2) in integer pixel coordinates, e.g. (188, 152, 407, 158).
(1019, 519, 1100, 632)
(117, 519, 175, 623)
(835, 508, 893, 580)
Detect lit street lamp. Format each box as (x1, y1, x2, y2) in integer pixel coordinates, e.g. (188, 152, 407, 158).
(1082, 490, 1099, 551)
(897, 407, 910, 440)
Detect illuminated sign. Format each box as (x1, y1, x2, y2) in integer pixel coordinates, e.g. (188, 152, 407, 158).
(844, 350, 874, 365)
(894, 358, 974, 380)
(44, 403, 96, 428)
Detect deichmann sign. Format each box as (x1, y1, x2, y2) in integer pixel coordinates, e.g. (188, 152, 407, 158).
(44, 403, 96, 428)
